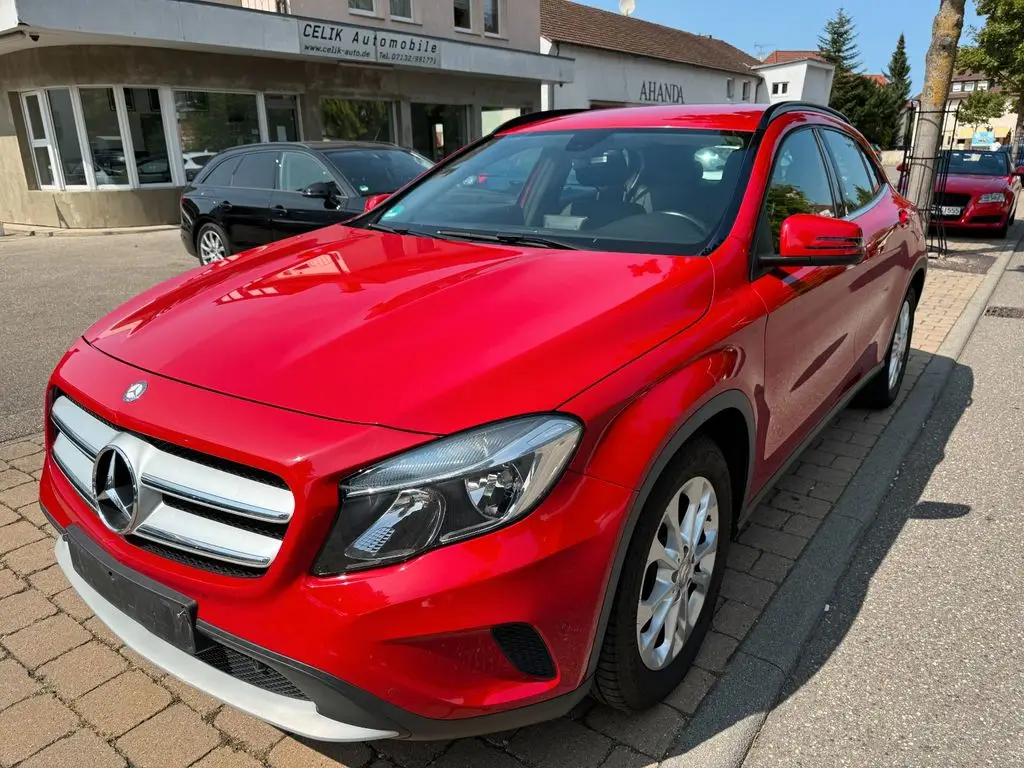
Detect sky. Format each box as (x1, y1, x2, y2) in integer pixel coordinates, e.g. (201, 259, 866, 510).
(579, 0, 984, 92)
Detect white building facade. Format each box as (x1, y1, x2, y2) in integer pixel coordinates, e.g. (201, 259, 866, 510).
(539, 0, 763, 111)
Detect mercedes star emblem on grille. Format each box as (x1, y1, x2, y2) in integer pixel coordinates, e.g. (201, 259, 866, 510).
(93, 445, 139, 533)
(123, 381, 148, 402)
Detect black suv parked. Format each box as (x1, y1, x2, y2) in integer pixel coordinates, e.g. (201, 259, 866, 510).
(180, 141, 432, 264)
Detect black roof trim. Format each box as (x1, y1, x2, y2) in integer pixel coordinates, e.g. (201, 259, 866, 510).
(491, 109, 589, 135)
(756, 101, 850, 130)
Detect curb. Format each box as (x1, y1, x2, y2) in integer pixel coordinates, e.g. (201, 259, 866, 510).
(664, 230, 1022, 768)
(0, 224, 177, 238)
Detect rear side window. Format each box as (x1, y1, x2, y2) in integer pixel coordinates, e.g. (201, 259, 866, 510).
(820, 130, 879, 214)
(200, 156, 239, 187)
(231, 152, 278, 190)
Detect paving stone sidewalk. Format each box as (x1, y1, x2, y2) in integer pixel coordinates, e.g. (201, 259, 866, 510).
(0, 252, 1003, 768)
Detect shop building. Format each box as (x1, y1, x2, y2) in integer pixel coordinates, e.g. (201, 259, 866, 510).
(0, 0, 572, 228)
(539, 0, 762, 110)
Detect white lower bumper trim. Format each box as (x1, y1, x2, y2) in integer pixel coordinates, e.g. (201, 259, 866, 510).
(54, 537, 398, 742)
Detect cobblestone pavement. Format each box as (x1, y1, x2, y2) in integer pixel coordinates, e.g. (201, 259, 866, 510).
(0, 236, 1012, 768)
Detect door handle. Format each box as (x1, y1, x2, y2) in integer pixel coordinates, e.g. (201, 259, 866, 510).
(220, 201, 233, 210)
(272, 205, 287, 213)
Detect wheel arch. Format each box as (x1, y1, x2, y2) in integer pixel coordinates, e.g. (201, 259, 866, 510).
(584, 389, 756, 680)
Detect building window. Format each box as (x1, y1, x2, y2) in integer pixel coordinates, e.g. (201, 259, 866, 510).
(390, 0, 412, 19)
(348, 0, 375, 14)
(977, 80, 989, 91)
(321, 98, 394, 143)
(781, 82, 789, 94)
(952, 82, 963, 92)
(174, 91, 261, 166)
(454, 0, 472, 30)
(19, 86, 297, 191)
(484, 0, 500, 34)
(21, 93, 57, 188)
(741, 81, 751, 101)
(964, 81, 976, 92)
(726, 79, 735, 100)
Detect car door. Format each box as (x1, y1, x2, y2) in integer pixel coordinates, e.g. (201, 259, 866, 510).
(223, 150, 278, 250)
(269, 150, 352, 241)
(818, 128, 915, 379)
(752, 126, 862, 476)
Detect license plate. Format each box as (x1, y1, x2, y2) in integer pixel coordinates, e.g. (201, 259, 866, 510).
(67, 527, 197, 653)
(932, 205, 962, 217)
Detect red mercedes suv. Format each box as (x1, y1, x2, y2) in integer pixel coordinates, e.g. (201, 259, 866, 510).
(41, 103, 926, 742)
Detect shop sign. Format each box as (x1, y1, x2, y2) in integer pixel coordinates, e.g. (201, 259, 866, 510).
(638, 80, 685, 104)
(299, 22, 442, 68)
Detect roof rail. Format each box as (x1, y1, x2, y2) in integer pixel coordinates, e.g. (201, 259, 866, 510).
(757, 101, 850, 129)
(491, 109, 589, 135)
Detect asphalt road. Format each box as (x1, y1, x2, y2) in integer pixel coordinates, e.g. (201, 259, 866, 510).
(0, 231, 193, 441)
(744, 248, 1024, 766)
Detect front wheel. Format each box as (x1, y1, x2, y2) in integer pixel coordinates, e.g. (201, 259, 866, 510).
(857, 287, 917, 409)
(594, 437, 732, 711)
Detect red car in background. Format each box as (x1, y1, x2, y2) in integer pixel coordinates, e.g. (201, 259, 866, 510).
(41, 102, 926, 742)
(930, 149, 1022, 237)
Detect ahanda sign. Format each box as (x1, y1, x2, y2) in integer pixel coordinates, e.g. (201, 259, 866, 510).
(638, 80, 685, 104)
(300, 22, 442, 68)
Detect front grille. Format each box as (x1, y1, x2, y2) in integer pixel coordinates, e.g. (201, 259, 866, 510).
(933, 191, 971, 209)
(49, 394, 294, 576)
(195, 634, 310, 700)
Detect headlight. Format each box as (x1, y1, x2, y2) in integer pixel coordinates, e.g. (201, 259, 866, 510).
(313, 415, 582, 575)
(978, 192, 1007, 204)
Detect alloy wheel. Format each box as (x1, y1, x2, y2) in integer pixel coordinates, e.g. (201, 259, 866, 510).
(888, 299, 911, 390)
(636, 475, 719, 671)
(199, 229, 226, 264)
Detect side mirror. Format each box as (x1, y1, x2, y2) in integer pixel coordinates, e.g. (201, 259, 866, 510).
(761, 214, 865, 268)
(364, 193, 391, 211)
(302, 181, 338, 199)
(1015, 165, 1024, 178)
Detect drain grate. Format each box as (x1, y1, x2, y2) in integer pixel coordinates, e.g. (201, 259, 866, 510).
(984, 306, 1024, 319)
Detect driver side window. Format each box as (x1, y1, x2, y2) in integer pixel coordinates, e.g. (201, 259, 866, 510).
(757, 129, 839, 254)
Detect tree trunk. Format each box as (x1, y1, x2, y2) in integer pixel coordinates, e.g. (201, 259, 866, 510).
(905, 0, 967, 232)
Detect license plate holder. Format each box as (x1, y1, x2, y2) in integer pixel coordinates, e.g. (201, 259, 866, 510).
(66, 527, 198, 654)
(932, 205, 963, 217)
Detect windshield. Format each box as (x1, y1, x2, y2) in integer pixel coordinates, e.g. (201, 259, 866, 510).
(325, 149, 433, 196)
(943, 150, 1011, 176)
(369, 128, 752, 255)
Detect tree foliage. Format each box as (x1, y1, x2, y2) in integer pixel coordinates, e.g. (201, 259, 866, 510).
(818, 10, 902, 147)
(884, 34, 913, 146)
(955, 88, 1008, 126)
(956, 0, 1024, 133)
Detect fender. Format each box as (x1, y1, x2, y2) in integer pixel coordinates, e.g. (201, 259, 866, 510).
(582, 388, 756, 679)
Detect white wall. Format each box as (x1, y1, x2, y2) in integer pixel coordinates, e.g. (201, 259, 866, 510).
(755, 61, 833, 106)
(543, 42, 764, 109)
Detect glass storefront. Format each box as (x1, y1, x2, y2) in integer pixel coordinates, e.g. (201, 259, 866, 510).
(321, 98, 394, 143)
(411, 103, 468, 162)
(265, 94, 301, 143)
(174, 91, 261, 157)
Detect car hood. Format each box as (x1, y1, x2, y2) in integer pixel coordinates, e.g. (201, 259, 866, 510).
(938, 173, 1012, 194)
(86, 226, 714, 434)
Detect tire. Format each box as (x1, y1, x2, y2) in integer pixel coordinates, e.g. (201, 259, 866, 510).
(594, 436, 733, 711)
(857, 287, 917, 410)
(196, 222, 230, 265)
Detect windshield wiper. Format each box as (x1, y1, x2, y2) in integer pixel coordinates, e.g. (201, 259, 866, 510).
(367, 223, 412, 235)
(434, 230, 578, 250)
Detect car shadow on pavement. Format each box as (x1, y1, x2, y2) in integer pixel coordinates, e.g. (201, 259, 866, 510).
(659, 357, 976, 765)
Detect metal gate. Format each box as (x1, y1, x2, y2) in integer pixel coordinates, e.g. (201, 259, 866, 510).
(897, 103, 963, 257)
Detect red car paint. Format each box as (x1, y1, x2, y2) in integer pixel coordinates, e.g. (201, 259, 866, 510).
(41, 104, 927, 733)
(932, 170, 1021, 231)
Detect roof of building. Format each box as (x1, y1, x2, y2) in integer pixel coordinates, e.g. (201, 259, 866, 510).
(540, 0, 759, 76)
(761, 50, 826, 65)
(864, 73, 889, 86)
